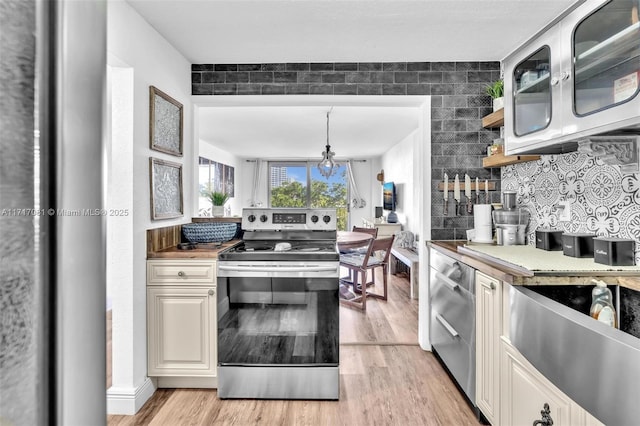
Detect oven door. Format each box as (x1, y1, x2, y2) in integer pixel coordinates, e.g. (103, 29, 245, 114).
(217, 261, 340, 367)
(216, 261, 340, 399)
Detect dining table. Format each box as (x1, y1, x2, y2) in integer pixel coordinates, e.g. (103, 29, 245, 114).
(336, 231, 374, 251)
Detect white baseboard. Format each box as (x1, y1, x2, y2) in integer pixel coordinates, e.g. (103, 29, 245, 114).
(157, 376, 218, 388)
(107, 377, 156, 415)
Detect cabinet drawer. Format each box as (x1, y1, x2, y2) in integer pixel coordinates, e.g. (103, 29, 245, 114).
(147, 261, 216, 285)
(430, 268, 475, 344)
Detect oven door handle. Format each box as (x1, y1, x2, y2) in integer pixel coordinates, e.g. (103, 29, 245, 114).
(218, 265, 339, 273)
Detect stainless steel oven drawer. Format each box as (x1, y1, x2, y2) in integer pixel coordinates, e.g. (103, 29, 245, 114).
(429, 267, 475, 344)
(431, 306, 475, 404)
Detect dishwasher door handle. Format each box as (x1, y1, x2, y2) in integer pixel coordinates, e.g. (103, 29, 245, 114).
(435, 313, 459, 338)
(435, 271, 459, 291)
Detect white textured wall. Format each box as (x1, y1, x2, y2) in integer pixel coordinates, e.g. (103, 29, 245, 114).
(107, 0, 192, 413)
(381, 130, 418, 235)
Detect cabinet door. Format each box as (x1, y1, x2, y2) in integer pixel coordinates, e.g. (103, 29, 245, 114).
(564, 0, 640, 119)
(505, 23, 563, 154)
(501, 340, 573, 426)
(475, 272, 501, 425)
(147, 286, 217, 376)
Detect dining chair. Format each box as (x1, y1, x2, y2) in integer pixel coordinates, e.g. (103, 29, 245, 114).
(339, 235, 395, 310)
(356, 235, 395, 301)
(352, 226, 378, 238)
(339, 237, 375, 311)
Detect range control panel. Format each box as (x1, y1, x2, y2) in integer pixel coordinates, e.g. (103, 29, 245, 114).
(241, 208, 337, 231)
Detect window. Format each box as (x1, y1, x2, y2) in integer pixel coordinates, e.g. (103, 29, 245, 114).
(269, 161, 348, 230)
(198, 156, 234, 216)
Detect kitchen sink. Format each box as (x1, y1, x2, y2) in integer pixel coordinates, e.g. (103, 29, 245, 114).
(524, 283, 639, 339)
(510, 284, 640, 426)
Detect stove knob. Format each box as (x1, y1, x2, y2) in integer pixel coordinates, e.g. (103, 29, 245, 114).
(260, 214, 268, 223)
(311, 215, 319, 223)
(247, 214, 256, 222)
(323, 215, 331, 223)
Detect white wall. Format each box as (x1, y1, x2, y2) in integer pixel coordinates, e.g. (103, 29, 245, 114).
(107, 0, 192, 414)
(381, 130, 418, 236)
(198, 140, 242, 216)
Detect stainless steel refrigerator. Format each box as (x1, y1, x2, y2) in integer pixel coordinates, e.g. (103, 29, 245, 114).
(0, 1, 106, 424)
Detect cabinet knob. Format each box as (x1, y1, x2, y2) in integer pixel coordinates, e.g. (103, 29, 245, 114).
(208, 289, 215, 296)
(481, 280, 496, 290)
(177, 271, 185, 277)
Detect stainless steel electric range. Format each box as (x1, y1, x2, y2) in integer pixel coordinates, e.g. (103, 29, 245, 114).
(216, 208, 340, 400)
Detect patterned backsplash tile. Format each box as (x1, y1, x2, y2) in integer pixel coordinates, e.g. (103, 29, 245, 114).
(502, 151, 640, 264)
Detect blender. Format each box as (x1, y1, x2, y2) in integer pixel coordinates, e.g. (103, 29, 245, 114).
(492, 191, 530, 245)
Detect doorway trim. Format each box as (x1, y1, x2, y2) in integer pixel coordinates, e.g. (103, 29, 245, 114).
(192, 95, 431, 348)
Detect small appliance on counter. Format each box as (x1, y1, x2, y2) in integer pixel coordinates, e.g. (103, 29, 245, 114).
(535, 229, 564, 251)
(562, 233, 595, 258)
(492, 192, 530, 246)
(593, 237, 636, 266)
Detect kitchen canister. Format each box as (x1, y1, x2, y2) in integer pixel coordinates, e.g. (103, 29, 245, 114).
(536, 229, 564, 251)
(593, 237, 636, 266)
(562, 233, 595, 258)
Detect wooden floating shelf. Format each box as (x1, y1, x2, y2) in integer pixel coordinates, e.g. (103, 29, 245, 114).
(437, 181, 496, 191)
(482, 153, 541, 168)
(482, 108, 504, 128)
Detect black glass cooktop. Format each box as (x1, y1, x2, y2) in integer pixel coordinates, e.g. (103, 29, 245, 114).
(219, 240, 339, 261)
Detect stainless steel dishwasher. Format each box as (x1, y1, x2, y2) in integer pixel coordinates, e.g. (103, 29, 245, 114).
(429, 248, 477, 407)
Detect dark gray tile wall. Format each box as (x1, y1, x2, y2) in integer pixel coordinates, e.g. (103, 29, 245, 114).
(192, 62, 502, 240)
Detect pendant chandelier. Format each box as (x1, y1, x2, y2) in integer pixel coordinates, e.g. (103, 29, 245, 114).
(317, 108, 337, 178)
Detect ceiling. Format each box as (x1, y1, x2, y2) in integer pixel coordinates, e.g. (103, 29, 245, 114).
(127, 0, 576, 64)
(127, 0, 577, 158)
(198, 103, 422, 159)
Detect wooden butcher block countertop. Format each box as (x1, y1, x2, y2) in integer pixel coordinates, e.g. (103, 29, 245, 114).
(147, 239, 241, 259)
(146, 224, 241, 259)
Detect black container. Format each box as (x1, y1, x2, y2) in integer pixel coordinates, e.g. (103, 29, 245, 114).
(562, 233, 595, 258)
(536, 229, 564, 251)
(375, 206, 383, 218)
(593, 237, 636, 266)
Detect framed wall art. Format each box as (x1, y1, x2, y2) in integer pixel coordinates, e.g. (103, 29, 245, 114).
(149, 86, 183, 156)
(150, 157, 183, 220)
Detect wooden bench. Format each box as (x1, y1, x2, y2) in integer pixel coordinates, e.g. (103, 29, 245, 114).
(390, 247, 419, 299)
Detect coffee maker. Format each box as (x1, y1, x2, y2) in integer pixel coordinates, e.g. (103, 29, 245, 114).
(493, 191, 530, 245)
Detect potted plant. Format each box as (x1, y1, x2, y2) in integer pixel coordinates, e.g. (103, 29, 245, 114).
(202, 187, 229, 217)
(486, 79, 504, 112)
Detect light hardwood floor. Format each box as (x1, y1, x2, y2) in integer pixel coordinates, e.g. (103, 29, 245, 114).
(108, 270, 481, 426)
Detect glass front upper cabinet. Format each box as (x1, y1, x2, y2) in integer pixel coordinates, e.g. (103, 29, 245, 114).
(513, 46, 552, 136)
(573, 0, 640, 116)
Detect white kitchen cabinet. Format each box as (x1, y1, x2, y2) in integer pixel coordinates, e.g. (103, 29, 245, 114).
(504, 0, 640, 155)
(500, 339, 604, 426)
(361, 218, 402, 238)
(475, 271, 501, 426)
(147, 259, 217, 388)
(500, 339, 573, 426)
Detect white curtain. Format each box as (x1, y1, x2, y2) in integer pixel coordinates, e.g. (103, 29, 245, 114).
(347, 160, 366, 209)
(250, 159, 264, 207)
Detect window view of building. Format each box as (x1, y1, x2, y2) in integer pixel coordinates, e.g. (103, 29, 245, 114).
(268, 161, 348, 230)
